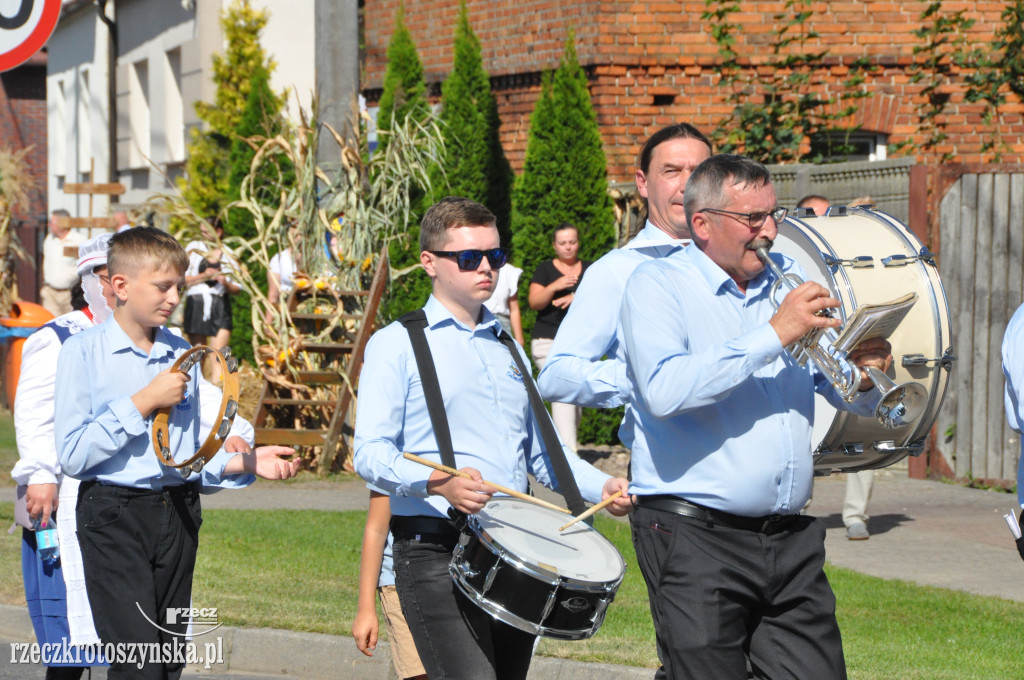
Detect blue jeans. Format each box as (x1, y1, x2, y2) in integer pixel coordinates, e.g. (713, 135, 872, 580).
(392, 530, 536, 680)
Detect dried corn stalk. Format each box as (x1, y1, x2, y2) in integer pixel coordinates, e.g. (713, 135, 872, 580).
(0, 146, 33, 317)
(149, 99, 443, 385)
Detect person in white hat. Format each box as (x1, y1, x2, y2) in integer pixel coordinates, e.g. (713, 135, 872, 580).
(13, 233, 119, 676)
(11, 232, 263, 676)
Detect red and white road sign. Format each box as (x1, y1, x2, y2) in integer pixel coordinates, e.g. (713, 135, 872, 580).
(0, 0, 61, 73)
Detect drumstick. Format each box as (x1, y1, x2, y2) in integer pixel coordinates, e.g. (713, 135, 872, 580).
(558, 490, 625, 532)
(402, 452, 572, 515)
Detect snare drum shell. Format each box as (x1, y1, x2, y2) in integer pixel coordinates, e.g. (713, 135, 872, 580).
(772, 209, 953, 474)
(449, 501, 625, 640)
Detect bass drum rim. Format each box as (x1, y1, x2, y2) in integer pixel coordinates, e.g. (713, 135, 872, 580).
(773, 207, 953, 474)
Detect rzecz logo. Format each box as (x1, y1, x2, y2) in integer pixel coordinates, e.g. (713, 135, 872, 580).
(135, 603, 222, 637)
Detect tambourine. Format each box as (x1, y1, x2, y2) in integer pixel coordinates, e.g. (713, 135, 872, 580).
(151, 345, 240, 473)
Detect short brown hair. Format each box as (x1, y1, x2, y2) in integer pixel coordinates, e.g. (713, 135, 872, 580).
(419, 197, 497, 251)
(107, 226, 188, 277)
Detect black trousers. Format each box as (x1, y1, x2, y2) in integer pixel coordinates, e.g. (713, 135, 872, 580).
(392, 528, 536, 680)
(630, 506, 846, 680)
(76, 481, 202, 680)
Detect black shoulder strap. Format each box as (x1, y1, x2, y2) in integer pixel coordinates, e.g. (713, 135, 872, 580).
(495, 329, 588, 519)
(399, 310, 457, 470)
(399, 309, 589, 519)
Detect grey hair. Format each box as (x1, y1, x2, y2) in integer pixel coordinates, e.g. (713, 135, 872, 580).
(683, 154, 772, 226)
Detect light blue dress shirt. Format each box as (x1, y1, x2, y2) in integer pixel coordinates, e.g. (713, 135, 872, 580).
(54, 318, 252, 490)
(537, 221, 686, 447)
(621, 244, 876, 517)
(354, 295, 610, 519)
(1000, 303, 1024, 508)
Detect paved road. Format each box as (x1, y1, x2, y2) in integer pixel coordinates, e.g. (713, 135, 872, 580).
(197, 468, 1024, 602)
(809, 467, 1023, 602)
(5, 468, 1022, 602)
(2, 466, 1021, 678)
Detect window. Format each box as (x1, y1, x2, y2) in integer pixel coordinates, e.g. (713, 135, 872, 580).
(77, 69, 91, 174)
(165, 48, 184, 162)
(51, 79, 66, 176)
(809, 131, 888, 163)
(129, 59, 151, 167)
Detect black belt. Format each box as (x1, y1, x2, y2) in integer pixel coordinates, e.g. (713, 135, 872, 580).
(635, 495, 798, 535)
(390, 515, 459, 538)
(80, 479, 201, 501)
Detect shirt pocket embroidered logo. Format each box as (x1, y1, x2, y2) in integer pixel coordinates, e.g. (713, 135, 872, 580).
(507, 362, 524, 384)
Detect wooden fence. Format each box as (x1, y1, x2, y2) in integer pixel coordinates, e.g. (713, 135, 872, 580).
(934, 167, 1024, 485)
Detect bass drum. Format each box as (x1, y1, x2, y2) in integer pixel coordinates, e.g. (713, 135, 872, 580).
(772, 207, 954, 474)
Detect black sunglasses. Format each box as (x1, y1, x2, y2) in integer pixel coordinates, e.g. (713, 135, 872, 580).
(429, 248, 508, 271)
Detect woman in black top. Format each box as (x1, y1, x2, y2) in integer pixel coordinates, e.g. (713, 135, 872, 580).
(528, 223, 591, 452)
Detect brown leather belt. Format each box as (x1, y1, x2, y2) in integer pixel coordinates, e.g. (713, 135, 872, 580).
(635, 495, 799, 535)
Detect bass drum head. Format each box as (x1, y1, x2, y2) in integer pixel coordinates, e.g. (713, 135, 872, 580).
(473, 500, 624, 583)
(771, 208, 953, 474)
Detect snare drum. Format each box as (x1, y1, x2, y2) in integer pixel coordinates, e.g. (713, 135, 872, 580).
(450, 499, 625, 640)
(772, 207, 954, 474)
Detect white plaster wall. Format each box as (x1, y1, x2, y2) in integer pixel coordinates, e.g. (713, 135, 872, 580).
(254, 0, 315, 120)
(46, 5, 112, 218)
(213, 0, 316, 121)
(116, 18, 197, 206)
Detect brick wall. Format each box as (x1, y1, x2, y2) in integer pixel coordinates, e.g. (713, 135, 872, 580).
(0, 55, 48, 303)
(362, 1, 1024, 182)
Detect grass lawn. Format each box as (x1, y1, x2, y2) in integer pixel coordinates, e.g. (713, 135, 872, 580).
(0, 407, 16, 487)
(3, 502, 1023, 678)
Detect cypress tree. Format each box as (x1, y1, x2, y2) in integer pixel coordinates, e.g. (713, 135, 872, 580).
(511, 31, 619, 447)
(511, 31, 616, 336)
(376, 3, 429, 152)
(377, 3, 434, 321)
(433, 1, 513, 241)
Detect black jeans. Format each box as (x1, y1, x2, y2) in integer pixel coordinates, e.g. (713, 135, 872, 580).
(392, 529, 536, 680)
(76, 481, 202, 680)
(630, 506, 846, 680)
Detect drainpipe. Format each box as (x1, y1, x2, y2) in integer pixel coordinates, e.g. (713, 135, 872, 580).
(94, 0, 117, 185)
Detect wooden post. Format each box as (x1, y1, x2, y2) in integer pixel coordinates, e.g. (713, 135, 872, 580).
(58, 160, 126, 243)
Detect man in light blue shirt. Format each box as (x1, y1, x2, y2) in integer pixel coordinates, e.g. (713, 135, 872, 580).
(621, 155, 892, 680)
(537, 123, 712, 450)
(355, 197, 630, 680)
(1000, 303, 1024, 547)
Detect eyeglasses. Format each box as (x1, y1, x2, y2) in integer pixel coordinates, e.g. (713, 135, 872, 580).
(701, 206, 788, 229)
(429, 248, 508, 271)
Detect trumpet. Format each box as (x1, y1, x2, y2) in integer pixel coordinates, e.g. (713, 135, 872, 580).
(755, 246, 927, 429)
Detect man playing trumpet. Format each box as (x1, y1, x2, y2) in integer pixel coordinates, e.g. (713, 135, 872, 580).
(620, 154, 891, 680)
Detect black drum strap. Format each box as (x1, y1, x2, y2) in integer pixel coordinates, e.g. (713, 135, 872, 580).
(399, 310, 457, 470)
(398, 309, 588, 519)
(495, 329, 588, 519)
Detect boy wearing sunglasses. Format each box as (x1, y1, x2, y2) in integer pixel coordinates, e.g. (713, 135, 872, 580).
(354, 197, 632, 680)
